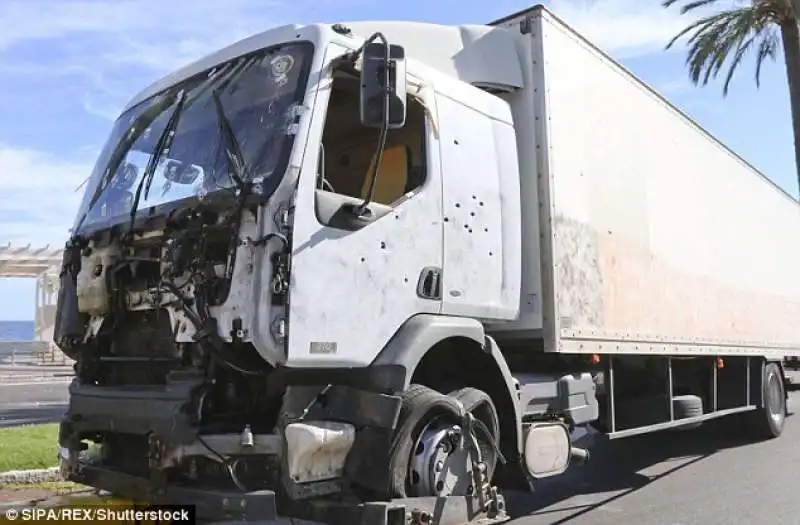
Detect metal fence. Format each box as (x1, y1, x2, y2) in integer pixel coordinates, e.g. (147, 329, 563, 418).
(0, 341, 73, 366)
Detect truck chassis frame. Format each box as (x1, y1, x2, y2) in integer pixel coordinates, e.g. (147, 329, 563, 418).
(603, 355, 785, 440)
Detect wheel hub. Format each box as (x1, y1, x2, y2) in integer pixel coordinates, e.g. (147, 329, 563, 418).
(409, 418, 476, 497)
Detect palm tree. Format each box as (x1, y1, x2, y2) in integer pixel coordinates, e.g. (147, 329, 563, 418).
(663, 0, 800, 195)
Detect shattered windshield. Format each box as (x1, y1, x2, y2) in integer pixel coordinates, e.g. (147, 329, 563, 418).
(73, 42, 313, 234)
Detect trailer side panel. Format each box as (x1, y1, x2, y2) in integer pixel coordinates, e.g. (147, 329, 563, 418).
(532, 10, 800, 357)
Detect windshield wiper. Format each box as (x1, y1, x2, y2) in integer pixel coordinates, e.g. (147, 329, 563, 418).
(126, 88, 189, 235)
(73, 96, 177, 234)
(211, 89, 247, 188)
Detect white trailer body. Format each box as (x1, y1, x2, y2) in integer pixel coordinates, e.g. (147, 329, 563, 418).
(488, 9, 800, 360)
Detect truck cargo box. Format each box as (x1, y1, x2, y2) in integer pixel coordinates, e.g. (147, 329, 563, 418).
(492, 7, 800, 359)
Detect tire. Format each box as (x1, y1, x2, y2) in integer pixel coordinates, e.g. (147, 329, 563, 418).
(384, 385, 464, 498)
(743, 362, 786, 439)
(671, 394, 703, 430)
(382, 384, 499, 499)
(447, 387, 500, 481)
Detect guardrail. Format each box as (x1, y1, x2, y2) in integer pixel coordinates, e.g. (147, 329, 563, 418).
(0, 341, 73, 365)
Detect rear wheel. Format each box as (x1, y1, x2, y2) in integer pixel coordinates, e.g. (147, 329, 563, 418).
(384, 384, 500, 499)
(743, 362, 786, 439)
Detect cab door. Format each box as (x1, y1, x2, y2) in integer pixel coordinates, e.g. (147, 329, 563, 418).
(286, 54, 443, 367)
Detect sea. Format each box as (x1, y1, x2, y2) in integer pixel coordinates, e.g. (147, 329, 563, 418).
(0, 320, 35, 341)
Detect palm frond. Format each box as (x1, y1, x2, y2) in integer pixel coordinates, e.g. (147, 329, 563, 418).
(664, 1, 785, 96)
(662, 0, 723, 15)
(754, 32, 780, 87)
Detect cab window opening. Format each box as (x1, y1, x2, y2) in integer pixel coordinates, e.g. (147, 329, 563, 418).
(317, 71, 428, 210)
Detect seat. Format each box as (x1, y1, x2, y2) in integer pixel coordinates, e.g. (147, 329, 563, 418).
(361, 145, 411, 205)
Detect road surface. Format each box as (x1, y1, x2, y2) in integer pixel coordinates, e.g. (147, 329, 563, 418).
(1, 380, 799, 524)
(505, 392, 800, 525)
(0, 378, 69, 428)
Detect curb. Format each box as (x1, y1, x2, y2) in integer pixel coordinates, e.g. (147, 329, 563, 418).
(0, 468, 61, 486)
(0, 489, 95, 510)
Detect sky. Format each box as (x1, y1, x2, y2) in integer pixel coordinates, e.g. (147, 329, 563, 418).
(0, 0, 796, 321)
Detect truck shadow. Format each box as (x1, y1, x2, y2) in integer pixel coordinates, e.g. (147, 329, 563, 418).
(503, 414, 788, 523)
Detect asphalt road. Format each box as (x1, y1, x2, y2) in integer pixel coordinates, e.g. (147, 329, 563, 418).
(505, 392, 800, 525)
(0, 378, 69, 428)
(1, 380, 799, 525)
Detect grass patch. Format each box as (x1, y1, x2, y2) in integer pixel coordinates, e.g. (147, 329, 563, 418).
(0, 423, 59, 472)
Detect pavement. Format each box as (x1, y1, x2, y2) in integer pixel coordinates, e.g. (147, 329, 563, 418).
(0, 376, 70, 428)
(505, 392, 800, 525)
(0, 365, 73, 384)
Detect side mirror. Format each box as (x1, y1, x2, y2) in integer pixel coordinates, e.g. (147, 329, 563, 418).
(163, 160, 201, 185)
(360, 42, 407, 130)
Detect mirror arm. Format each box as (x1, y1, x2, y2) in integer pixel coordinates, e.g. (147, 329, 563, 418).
(344, 31, 387, 64)
(353, 32, 392, 216)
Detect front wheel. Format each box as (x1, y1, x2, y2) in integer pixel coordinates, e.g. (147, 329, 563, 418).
(383, 384, 500, 499)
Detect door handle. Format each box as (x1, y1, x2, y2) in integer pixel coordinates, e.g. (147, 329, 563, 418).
(417, 267, 443, 300)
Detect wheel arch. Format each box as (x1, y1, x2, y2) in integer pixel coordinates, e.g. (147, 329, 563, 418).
(372, 314, 523, 459)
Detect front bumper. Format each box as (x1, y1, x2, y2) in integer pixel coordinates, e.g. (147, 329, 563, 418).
(59, 376, 201, 446)
(58, 376, 409, 522)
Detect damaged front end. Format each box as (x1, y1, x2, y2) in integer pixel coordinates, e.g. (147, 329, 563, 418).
(55, 222, 404, 519)
(52, 36, 412, 523)
(54, 212, 291, 521)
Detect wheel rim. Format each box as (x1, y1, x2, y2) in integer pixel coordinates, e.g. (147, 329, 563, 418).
(408, 416, 495, 498)
(766, 370, 785, 423)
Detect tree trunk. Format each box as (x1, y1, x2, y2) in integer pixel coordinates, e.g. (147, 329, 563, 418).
(780, 19, 800, 198)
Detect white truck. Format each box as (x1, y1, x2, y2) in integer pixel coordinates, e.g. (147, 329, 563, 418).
(53, 4, 798, 524)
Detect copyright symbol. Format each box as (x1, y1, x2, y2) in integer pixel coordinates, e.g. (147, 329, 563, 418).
(5, 508, 19, 520)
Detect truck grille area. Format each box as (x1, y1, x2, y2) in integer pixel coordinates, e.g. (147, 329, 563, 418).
(86, 309, 181, 386)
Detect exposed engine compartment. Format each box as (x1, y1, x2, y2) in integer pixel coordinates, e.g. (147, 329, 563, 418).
(54, 196, 294, 494)
(64, 201, 275, 375)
